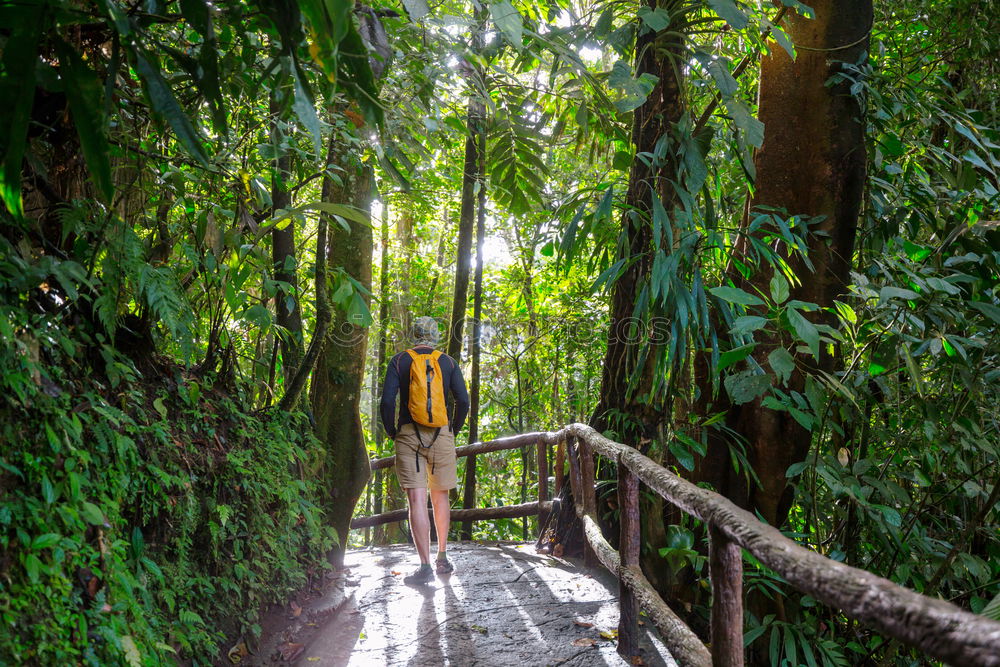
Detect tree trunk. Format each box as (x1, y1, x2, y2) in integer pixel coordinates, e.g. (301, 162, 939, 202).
(590, 0, 685, 447)
(371, 200, 393, 544)
(461, 128, 487, 540)
(270, 92, 303, 386)
(724, 0, 871, 527)
(446, 97, 484, 361)
(309, 140, 374, 568)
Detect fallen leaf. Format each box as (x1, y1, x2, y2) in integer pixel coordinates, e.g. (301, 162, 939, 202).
(227, 642, 249, 663)
(277, 642, 304, 661)
(306, 658, 321, 663)
(553, 544, 565, 557)
(391, 570, 402, 576)
(471, 624, 488, 634)
(571, 638, 597, 647)
(573, 620, 594, 628)
(600, 629, 619, 640)
(638, 620, 645, 626)
(290, 601, 302, 618)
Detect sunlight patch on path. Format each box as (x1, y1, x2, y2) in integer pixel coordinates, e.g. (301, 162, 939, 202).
(293, 543, 676, 667)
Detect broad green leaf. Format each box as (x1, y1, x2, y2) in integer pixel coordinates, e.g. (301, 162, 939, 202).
(81, 502, 105, 526)
(969, 301, 1000, 324)
(490, 1, 523, 49)
(730, 315, 768, 335)
(710, 286, 764, 306)
(727, 99, 765, 147)
(24, 553, 43, 582)
(724, 371, 771, 405)
(30, 533, 61, 550)
(608, 60, 658, 113)
(291, 61, 322, 156)
(707, 0, 749, 30)
(719, 343, 756, 372)
(0, 2, 45, 217)
(786, 461, 809, 478)
(786, 308, 819, 358)
(54, 39, 114, 203)
(879, 286, 918, 303)
(134, 50, 210, 167)
(637, 7, 671, 32)
(770, 273, 789, 304)
(768, 347, 795, 384)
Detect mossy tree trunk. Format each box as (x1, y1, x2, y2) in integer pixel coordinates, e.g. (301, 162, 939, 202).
(310, 139, 374, 568)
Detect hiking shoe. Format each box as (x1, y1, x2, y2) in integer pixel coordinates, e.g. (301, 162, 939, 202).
(435, 557, 454, 575)
(403, 565, 434, 585)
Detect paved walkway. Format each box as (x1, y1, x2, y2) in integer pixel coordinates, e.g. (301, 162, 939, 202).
(258, 542, 676, 666)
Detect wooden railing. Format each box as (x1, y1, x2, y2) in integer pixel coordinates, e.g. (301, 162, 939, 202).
(351, 424, 1000, 667)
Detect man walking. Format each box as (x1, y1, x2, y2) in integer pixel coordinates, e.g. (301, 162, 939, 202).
(380, 316, 469, 584)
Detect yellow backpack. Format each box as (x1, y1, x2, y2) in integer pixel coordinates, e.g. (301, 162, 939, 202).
(406, 349, 449, 428)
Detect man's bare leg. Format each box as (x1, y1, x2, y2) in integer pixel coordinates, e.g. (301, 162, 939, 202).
(406, 487, 431, 564)
(430, 489, 451, 555)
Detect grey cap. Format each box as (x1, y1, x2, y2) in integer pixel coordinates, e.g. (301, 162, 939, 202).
(411, 316, 441, 347)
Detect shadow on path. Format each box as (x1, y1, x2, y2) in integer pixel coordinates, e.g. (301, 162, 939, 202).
(274, 542, 675, 667)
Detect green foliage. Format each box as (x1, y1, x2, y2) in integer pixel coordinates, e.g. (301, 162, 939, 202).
(0, 286, 333, 663)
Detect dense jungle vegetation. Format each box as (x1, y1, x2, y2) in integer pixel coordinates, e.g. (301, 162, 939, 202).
(1, 0, 998, 664)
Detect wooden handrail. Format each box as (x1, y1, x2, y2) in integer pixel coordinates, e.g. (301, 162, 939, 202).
(561, 422, 1000, 667)
(353, 424, 1000, 666)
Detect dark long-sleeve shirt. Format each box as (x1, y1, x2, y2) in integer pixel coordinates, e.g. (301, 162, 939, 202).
(379, 345, 470, 438)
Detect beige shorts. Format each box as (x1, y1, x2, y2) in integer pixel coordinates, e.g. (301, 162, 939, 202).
(394, 423, 457, 490)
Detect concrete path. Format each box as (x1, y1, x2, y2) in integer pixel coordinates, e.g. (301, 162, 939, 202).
(268, 542, 676, 667)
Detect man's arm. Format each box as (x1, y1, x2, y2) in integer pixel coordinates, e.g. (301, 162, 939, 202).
(379, 358, 400, 438)
(449, 360, 470, 435)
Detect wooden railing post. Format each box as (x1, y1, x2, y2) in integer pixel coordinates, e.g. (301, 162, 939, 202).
(567, 435, 583, 507)
(536, 437, 549, 528)
(617, 458, 641, 661)
(554, 437, 565, 495)
(709, 524, 744, 667)
(578, 437, 598, 567)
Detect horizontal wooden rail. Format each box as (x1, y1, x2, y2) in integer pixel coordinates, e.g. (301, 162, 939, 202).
(559, 422, 1000, 667)
(368, 431, 553, 471)
(351, 500, 551, 529)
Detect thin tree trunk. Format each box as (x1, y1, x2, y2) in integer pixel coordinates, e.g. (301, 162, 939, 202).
(371, 201, 392, 544)
(446, 98, 484, 361)
(461, 129, 487, 540)
(270, 92, 303, 385)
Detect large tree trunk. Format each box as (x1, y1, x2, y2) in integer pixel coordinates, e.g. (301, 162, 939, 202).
(310, 142, 374, 568)
(721, 0, 871, 528)
(590, 0, 685, 447)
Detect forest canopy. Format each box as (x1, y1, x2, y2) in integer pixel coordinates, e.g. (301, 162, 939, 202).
(1, 0, 998, 664)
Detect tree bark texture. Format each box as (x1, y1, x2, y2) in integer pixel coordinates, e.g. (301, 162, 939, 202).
(270, 93, 303, 385)
(722, 0, 872, 527)
(461, 140, 487, 539)
(591, 0, 685, 446)
(446, 98, 484, 362)
(310, 145, 374, 568)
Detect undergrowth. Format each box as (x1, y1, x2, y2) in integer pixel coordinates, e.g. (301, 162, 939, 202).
(0, 302, 334, 665)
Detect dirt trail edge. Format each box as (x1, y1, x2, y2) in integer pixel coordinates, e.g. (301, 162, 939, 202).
(241, 541, 676, 667)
